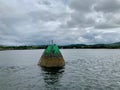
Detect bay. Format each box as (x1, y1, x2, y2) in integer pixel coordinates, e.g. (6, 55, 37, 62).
(0, 49, 120, 90)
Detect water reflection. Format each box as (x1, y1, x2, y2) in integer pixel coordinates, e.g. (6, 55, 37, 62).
(41, 67, 65, 89)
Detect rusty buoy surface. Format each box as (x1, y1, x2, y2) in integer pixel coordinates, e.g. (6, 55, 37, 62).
(38, 44, 65, 67)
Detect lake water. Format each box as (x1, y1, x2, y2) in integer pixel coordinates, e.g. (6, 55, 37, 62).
(0, 49, 120, 90)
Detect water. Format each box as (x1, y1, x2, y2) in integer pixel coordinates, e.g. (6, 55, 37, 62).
(0, 49, 120, 90)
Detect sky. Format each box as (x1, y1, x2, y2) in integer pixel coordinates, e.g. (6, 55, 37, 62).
(0, 0, 120, 46)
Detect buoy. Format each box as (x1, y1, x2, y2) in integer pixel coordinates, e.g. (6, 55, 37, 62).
(38, 43, 65, 67)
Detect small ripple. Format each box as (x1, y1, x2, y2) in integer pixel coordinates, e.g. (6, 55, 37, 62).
(0, 66, 28, 73)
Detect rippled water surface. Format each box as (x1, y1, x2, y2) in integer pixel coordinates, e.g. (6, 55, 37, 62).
(0, 49, 120, 90)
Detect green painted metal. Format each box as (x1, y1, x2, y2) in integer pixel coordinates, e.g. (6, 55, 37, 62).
(45, 44, 60, 54)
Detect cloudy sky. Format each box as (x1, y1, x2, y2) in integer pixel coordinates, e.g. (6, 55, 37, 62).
(0, 0, 120, 46)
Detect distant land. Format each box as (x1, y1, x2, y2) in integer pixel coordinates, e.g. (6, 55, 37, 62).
(0, 42, 120, 50)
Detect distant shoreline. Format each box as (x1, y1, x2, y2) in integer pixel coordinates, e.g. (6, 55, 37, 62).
(1, 43, 120, 50)
(0, 48, 120, 51)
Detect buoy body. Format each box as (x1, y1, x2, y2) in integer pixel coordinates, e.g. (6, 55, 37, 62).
(38, 44, 65, 67)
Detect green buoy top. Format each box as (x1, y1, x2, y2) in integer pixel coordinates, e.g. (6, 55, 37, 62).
(45, 44, 61, 54)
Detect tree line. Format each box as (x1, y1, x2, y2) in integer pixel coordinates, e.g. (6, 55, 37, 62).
(0, 43, 120, 50)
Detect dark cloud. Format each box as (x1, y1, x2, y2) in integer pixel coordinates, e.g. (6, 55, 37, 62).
(95, 23, 119, 29)
(69, 0, 96, 12)
(67, 0, 120, 30)
(80, 30, 120, 44)
(67, 12, 95, 28)
(94, 0, 120, 13)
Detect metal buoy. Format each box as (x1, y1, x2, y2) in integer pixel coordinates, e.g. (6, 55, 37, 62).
(38, 43, 65, 67)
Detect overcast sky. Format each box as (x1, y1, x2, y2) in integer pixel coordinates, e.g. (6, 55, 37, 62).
(0, 0, 120, 46)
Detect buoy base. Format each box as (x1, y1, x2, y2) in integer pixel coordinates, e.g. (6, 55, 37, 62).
(38, 57, 65, 68)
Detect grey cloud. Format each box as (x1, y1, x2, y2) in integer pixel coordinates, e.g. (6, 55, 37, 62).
(94, 12, 120, 29)
(94, 0, 120, 13)
(69, 0, 96, 12)
(66, 0, 97, 28)
(67, 12, 95, 28)
(81, 30, 120, 44)
(40, 0, 51, 5)
(0, 1, 13, 17)
(67, 0, 120, 30)
(95, 23, 119, 29)
(28, 10, 67, 22)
